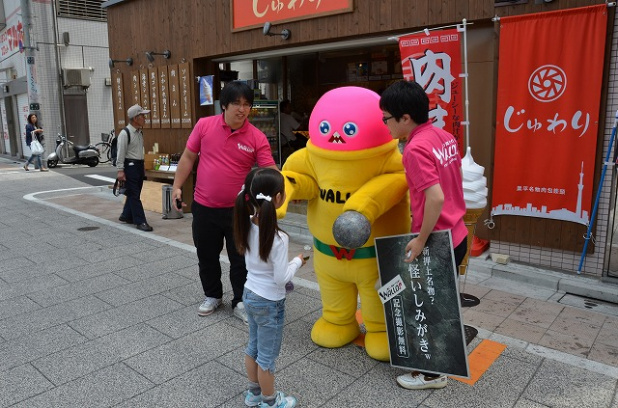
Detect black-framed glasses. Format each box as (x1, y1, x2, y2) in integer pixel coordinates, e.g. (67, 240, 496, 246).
(382, 116, 394, 125)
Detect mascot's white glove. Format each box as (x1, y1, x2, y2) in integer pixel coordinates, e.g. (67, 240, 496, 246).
(332, 210, 371, 249)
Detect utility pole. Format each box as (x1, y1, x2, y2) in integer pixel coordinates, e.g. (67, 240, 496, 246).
(20, 0, 40, 115)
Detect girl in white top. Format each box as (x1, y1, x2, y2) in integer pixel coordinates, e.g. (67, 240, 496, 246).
(233, 168, 306, 408)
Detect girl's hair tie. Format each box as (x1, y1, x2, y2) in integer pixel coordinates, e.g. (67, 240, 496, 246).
(255, 193, 271, 202)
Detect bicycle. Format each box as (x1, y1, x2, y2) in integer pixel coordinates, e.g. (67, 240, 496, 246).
(95, 130, 115, 164)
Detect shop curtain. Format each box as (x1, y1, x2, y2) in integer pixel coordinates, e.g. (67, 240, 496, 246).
(492, 5, 607, 226)
(398, 28, 464, 154)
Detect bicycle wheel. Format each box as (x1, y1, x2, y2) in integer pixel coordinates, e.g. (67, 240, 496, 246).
(95, 142, 111, 163)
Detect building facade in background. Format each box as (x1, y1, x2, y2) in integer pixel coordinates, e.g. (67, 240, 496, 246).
(0, 0, 112, 159)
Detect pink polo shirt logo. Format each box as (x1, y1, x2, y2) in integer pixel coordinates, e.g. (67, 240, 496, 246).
(237, 143, 254, 153)
(432, 139, 458, 167)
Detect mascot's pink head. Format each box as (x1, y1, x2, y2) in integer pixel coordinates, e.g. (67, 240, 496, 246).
(309, 86, 392, 151)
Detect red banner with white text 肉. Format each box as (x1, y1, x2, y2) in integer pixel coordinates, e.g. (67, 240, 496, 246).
(492, 5, 607, 226)
(399, 29, 463, 154)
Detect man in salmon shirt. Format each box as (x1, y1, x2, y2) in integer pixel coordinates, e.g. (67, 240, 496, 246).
(172, 81, 277, 324)
(380, 80, 468, 390)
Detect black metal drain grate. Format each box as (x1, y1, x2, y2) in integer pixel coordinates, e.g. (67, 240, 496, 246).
(558, 293, 618, 317)
(77, 226, 100, 232)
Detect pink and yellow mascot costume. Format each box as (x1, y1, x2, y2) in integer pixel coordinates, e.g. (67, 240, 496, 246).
(278, 87, 410, 361)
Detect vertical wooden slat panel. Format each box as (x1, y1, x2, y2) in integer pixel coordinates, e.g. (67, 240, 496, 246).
(169, 65, 181, 129)
(529, 217, 546, 247)
(149, 68, 161, 128)
(159, 66, 170, 128)
(179, 63, 192, 128)
(544, 220, 563, 248)
(500, 215, 519, 243)
(112, 72, 125, 128)
(514, 216, 531, 244)
(130, 71, 140, 107)
(217, 0, 230, 56)
(378, 0, 391, 32)
(455, 0, 469, 23)
(429, 0, 444, 23)
(139, 69, 151, 128)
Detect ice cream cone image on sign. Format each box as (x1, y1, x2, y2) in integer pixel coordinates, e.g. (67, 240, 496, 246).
(459, 208, 484, 275)
(460, 147, 488, 276)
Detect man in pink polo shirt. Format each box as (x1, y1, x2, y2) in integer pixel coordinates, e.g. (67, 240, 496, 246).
(379, 80, 467, 391)
(172, 81, 277, 323)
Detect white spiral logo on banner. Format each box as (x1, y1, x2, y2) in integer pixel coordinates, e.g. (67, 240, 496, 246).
(528, 65, 567, 102)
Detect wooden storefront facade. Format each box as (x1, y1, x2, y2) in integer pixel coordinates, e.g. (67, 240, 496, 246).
(103, 0, 618, 279)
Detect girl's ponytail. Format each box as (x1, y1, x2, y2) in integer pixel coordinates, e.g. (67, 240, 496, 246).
(233, 172, 257, 255)
(249, 169, 285, 262)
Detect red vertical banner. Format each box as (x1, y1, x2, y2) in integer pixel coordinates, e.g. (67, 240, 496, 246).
(398, 28, 464, 154)
(492, 5, 607, 226)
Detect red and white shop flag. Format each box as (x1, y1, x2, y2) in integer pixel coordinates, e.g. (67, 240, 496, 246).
(492, 5, 607, 226)
(399, 28, 464, 154)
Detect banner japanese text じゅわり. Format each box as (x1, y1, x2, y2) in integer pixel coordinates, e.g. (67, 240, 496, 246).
(399, 29, 463, 154)
(492, 5, 607, 225)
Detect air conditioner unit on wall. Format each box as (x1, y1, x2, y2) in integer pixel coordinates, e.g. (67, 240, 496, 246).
(62, 68, 91, 88)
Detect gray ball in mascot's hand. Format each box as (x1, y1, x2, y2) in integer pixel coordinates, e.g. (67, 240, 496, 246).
(332, 211, 371, 249)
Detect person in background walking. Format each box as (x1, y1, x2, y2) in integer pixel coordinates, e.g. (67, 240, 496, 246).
(234, 168, 305, 408)
(23, 113, 48, 172)
(172, 81, 277, 324)
(379, 80, 467, 390)
(116, 104, 153, 232)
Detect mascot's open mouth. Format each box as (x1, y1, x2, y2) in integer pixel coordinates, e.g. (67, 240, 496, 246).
(328, 132, 346, 144)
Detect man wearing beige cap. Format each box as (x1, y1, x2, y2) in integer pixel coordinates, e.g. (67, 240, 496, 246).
(116, 104, 153, 231)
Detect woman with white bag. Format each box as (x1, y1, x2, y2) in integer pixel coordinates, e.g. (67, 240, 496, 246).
(23, 113, 48, 172)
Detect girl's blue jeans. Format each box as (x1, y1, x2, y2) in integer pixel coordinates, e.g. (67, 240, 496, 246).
(243, 288, 286, 373)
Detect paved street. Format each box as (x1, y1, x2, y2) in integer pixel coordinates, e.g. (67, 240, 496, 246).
(1, 155, 618, 408)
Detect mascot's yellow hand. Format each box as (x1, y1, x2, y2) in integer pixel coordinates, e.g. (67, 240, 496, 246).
(276, 174, 297, 219)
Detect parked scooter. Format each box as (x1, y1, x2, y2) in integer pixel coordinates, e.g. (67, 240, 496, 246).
(46, 134, 99, 168)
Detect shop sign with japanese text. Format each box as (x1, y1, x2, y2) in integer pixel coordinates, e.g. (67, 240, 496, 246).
(231, 0, 353, 31)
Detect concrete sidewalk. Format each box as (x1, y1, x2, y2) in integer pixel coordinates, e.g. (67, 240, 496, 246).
(1, 157, 618, 407)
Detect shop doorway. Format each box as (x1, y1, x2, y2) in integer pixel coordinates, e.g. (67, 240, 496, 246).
(63, 92, 90, 146)
(4, 96, 21, 157)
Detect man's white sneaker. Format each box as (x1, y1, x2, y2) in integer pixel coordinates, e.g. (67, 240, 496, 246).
(234, 302, 249, 325)
(197, 297, 222, 316)
(396, 372, 448, 390)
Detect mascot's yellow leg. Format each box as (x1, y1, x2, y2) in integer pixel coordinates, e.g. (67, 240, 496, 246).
(364, 332, 390, 362)
(311, 253, 360, 348)
(311, 317, 361, 349)
(358, 272, 390, 362)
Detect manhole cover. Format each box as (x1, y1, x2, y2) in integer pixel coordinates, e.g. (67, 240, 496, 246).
(77, 226, 100, 232)
(460, 293, 480, 307)
(558, 293, 618, 318)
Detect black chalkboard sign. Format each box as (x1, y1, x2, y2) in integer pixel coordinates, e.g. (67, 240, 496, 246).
(375, 230, 469, 378)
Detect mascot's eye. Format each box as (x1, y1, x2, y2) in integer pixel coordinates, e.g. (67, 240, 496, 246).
(342, 122, 358, 137)
(319, 121, 331, 136)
